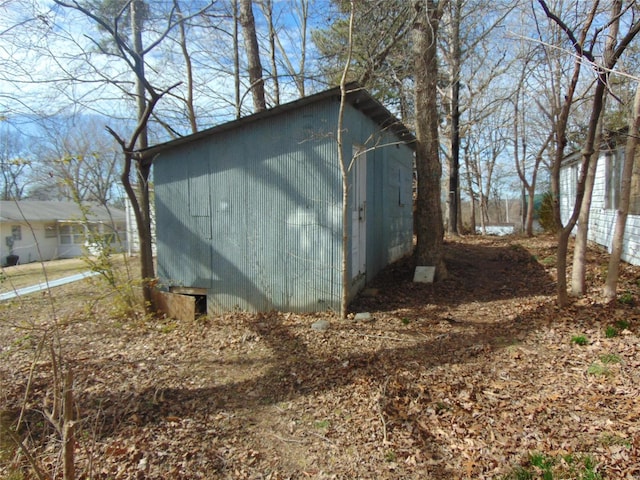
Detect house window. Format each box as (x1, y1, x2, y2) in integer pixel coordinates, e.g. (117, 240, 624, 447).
(570, 163, 578, 191)
(605, 151, 621, 210)
(59, 224, 85, 245)
(44, 223, 57, 238)
(604, 147, 640, 214)
(11, 225, 21, 241)
(88, 224, 117, 245)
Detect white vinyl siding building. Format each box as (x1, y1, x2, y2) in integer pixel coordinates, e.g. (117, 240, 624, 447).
(560, 142, 640, 266)
(0, 201, 127, 265)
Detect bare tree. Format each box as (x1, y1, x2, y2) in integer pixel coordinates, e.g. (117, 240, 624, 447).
(337, 0, 355, 319)
(257, 0, 280, 105)
(472, 113, 510, 232)
(441, 0, 516, 236)
(536, 0, 607, 307)
(173, 0, 198, 134)
(0, 122, 31, 200)
(511, 48, 551, 237)
(51, 0, 212, 311)
(31, 116, 122, 205)
(446, 0, 462, 235)
(256, 0, 313, 99)
(571, 1, 621, 296)
(412, 0, 448, 279)
(462, 137, 479, 230)
(437, 0, 518, 236)
(459, 84, 511, 234)
(515, 128, 550, 237)
(233, 0, 241, 118)
(239, 0, 266, 111)
(278, 0, 311, 97)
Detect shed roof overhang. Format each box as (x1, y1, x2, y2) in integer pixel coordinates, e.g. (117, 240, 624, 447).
(136, 83, 415, 161)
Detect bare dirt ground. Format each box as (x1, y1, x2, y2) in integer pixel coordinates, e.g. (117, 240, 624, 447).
(1, 234, 639, 479)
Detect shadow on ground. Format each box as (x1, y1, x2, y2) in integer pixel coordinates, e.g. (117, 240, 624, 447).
(72, 238, 559, 477)
(351, 238, 556, 313)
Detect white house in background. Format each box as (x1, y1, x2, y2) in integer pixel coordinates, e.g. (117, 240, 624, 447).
(0, 200, 127, 266)
(560, 135, 640, 266)
(123, 187, 156, 257)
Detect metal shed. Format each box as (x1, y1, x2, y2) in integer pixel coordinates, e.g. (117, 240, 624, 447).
(147, 85, 415, 314)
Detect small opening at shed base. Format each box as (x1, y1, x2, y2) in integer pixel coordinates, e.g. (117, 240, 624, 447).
(194, 295, 207, 316)
(160, 287, 208, 321)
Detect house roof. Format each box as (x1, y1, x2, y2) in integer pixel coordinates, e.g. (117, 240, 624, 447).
(137, 83, 416, 159)
(562, 127, 629, 166)
(0, 201, 125, 223)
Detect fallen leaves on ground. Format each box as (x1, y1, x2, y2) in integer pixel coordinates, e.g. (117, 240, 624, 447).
(1, 234, 639, 479)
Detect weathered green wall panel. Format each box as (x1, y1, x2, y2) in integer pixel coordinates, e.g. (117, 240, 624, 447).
(155, 142, 212, 289)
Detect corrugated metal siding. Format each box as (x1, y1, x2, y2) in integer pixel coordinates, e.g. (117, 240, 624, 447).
(155, 96, 414, 313)
(239, 104, 343, 312)
(155, 141, 212, 288)
(156, 100, 344, 312)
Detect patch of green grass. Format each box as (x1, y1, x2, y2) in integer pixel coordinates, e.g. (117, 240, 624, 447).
(495, 336, 519, 347)
(604, 326, 618, 338)
(618, 291, 634, 305)
(384, 449, 397, 462)
(401, 317, 411, 325)
(600, 433, 632, 448)
(158, 321, 177, 334)
(599, 262, 609, 276)
(530, 452, 555, 480)
(9, 333, 34, 350)
(540, 256, 556, 266)
(578, 455, 602, 480)
(599, 353, 620, 364)
(0, 411, 20, 473)
(587, 362, 611, 376)
(314, 419, 330, 430)
(571, 335, 589, 346)
(503, 453, 603, 480)
(615, 319, 630, 330)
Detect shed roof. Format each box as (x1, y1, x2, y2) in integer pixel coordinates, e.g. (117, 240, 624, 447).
(0, 201, 125, 223)
(138, 84, 415, 159)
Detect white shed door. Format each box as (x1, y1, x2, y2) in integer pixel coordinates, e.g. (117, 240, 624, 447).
(351, 146, 367, 279)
